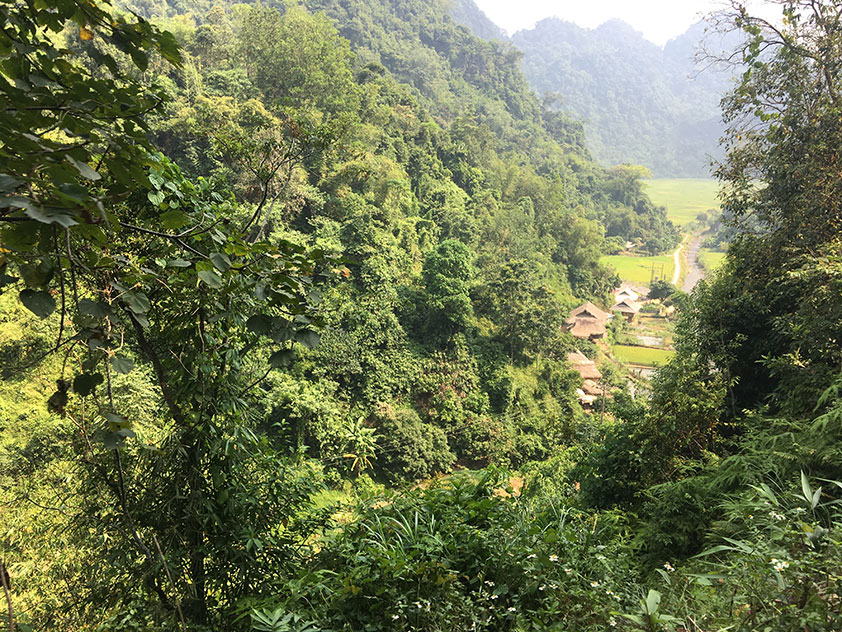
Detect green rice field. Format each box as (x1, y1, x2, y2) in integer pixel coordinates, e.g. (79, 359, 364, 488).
(612, 345, 675, 367)
(644, 179, 721, 228)
(698, 249, 727, 272)
(601, 254, 675, 285)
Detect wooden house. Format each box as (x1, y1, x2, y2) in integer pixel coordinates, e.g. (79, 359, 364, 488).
(565, 302, 610, 341)
(611, 298, 641, 322)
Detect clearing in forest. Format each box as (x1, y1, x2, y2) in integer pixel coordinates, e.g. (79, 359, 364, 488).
(644, 178, 720, 228)
(612, 344, 675, 367)
(601, 254, 675, 286)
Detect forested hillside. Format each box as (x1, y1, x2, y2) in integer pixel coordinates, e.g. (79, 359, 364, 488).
(3, 0, 842, 631)
(449, 2, 737, 178)
(513, 19, 736, 177)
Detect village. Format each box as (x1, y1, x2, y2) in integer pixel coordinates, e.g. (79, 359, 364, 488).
(564, 282, 676, 410)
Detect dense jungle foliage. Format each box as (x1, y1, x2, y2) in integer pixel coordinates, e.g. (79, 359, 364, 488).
(1, 0, 842, 631)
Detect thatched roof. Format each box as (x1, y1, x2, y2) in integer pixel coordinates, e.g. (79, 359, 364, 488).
(567, 350, 602, 380)
(611, 299, 641, 314)
(615, 282, 650, 298)
(565, 317, 606, 339)
(613, 287, 639, 302)
(582, 379, 603, 396)
(569, 301, 610, 323)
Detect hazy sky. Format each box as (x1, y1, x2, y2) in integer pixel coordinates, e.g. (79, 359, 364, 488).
(472, 0, 746, 45)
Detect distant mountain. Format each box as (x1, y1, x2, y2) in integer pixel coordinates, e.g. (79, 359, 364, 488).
(449, 0, 504, 41)
(452, 4, 740, 177)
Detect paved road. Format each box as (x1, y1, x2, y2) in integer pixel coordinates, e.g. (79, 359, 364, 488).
(682, 233, 706, 292)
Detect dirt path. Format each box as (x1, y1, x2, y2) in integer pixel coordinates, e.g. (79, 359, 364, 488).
(671, 242, 683, 285)
(682, 233, 706, 292)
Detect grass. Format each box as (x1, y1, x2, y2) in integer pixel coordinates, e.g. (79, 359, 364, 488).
(698, 249, 727, 272)
(612, 345, 675, 367)
(601, 254, 675, 286)
(644, 179, 721, 228)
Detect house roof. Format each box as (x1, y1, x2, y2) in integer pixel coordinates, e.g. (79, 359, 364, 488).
(565, 317, 606, 339)
(567, 350, 603, 380)
(615, 282, 650, 298)
(569, 301, 610, 323)
(611, 299, 641, 314)
(613, 287, 639, 302)
(581, 379, 603, 396)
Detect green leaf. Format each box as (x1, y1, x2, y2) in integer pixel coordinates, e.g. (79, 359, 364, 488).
(66, 156, 101, 181)
(812, 486, 822, 510)
(294, 329, 320, 349)
(20, 289, 55, 318)
(0, 223, 40, 251)
(160, 209, 189, 230)
(693, 544, 736, 558)
(73, 372, 104, 396)
(269, 349, 293, 368)
(111, 356, 134, 374)
(147, 190, 165, 206)
(104, 428, 135, 450)
(24, 204, 78, 228)
(801, 471, 812, 504)
(123, 292, 150, 314)
(104, 412, 131, 429)
(0, 174, 23, 192)
(645, 589, 661, 615)
(246, 314, 273, 335)
(78, 298, 108, 317)
(210, 252, 231, 272)
(168, 259, 191, 268)
(198, 269, 223, 288)
(19, 261, 54, 288)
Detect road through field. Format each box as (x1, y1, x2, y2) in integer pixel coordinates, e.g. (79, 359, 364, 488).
(683, 233, 706, 292)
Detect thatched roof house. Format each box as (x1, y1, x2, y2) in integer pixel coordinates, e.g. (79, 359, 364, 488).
(570, 301, 610, 322)
(565, 302, 610, 340)
(567, 350, 602, 381)
(611, 298, 641, 322)
(614, 282, 650, 300)
(613, 287, 640, 303)
(565, 318, 606, 340)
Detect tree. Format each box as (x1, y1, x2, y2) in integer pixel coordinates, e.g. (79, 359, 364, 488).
(1, 1, 336, 625)
(420, 239, 475, 342)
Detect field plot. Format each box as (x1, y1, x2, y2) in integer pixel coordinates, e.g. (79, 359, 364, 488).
(612, 345, 675, 367)
(602, 254, 675, 285)
(644, 179, 720, 228)
(699, 249, 726, 272)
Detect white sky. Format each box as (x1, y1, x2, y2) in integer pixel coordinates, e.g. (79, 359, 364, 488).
(472, 0, 775, 46)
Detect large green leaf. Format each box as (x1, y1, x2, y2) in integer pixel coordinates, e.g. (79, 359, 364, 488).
(73, 372, 104, 396)
(19, 289, 56, 318)
(111, 356, 134, 374)
(198, 269, 223, 288)
(123, 292, 150, 314)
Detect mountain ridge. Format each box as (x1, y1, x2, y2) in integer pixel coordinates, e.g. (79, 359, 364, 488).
(452, 1, 737, 177)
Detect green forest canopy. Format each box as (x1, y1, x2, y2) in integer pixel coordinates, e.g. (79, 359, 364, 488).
(2, 0, 842, 630)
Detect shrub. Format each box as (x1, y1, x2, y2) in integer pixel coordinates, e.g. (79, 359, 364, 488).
(373, 404, 454, 482)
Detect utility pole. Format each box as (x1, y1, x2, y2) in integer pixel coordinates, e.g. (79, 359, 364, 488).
(600, 385, 606, 424)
